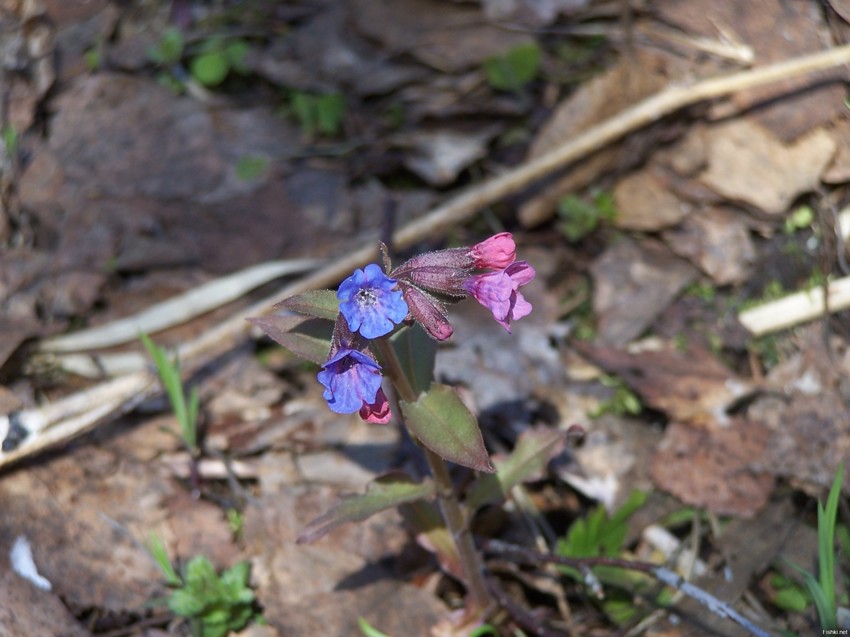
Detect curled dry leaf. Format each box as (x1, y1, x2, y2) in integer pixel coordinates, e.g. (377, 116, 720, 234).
(590, 237, 698, 347)
(574, 340, 754, 427)
(650, 419, 774, 518)
(698, 120, 836, 215)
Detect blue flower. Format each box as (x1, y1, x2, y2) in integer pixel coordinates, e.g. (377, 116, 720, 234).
(338, 264, 408, 339)
(317, 348, 384, 414)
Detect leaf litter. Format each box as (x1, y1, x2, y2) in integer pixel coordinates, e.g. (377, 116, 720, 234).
(1, 0, 850, 635)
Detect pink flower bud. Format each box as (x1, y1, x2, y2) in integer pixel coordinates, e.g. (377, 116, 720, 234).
(360, 388, 392, 424)
(469, 233, 516, 269)
(399, 282, 454, 341)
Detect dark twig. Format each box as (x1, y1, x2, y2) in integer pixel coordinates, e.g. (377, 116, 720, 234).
(482, 540, 774, 637)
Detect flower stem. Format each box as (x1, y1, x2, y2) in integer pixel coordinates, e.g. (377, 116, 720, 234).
(374, 337, 493, 613)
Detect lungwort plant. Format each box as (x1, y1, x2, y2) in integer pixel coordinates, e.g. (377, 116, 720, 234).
(250, 234, 568, 618)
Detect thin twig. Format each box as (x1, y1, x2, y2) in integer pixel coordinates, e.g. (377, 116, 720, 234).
(483, 540, 774, 637)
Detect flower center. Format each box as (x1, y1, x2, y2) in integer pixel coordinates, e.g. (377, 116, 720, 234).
(355, 288, 378, 308)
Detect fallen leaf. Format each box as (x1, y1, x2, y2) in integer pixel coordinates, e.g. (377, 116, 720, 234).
(656, 0, 847, 141)
(351, 0, 533, 72)
(590, 237, 698, 346)
(0, 565, 90, 637)
(698, 120, 836, 215)
(519, 55, 668, 227)
(612, 167, 689, 231)
(651, 419, 774, 517)
(395, 125, 502, 186)
(663, 206, 756, 285)
(574, 340, 754, 427)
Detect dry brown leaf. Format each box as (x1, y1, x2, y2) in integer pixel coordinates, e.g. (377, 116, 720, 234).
(395, 125, 502, 186)
(612, 167, 689, 231)
(657, 0, 846, 141)
(574, 341, 754, 427)
(519, 54, 668, 227)
(698, 120, 836, 215)
(351, 0, 532, 72)
(0, 566, 90, 637)
(651, 419, 774, 518)
(590, 238, 698, 347)
(663, 206, 756, 285)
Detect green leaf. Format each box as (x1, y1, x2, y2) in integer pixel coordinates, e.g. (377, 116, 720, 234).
(191, 51, 230, 86)
(316, 93, 346, 136)
(818, 463, 843, 626)
(358, 617, 391, 637)
(248, 315, 333, 365)
(388, 324, 436, 395)
(235, 155, 269, 181)
(773, 586, 810, 612)
(297, 472, 435, 544)
(169, 589, 206, 617)
(291, 92, 317, 136)
(484, 42, 540, 92)
(225, 40, 250, 74)
(466, 427, 566, 511)
(147, 533, 182, 587)
(787, 560, 834, 630)
(273, 289, 339, 320)
(149, 28, 184, 65)
(400, 384, 494, 473)
(140, 332, 198, 453)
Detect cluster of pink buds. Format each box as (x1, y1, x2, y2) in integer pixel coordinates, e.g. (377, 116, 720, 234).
(391, 232, 535, 340)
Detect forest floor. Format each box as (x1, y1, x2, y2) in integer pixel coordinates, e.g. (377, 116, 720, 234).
(1, 1, 849, 636)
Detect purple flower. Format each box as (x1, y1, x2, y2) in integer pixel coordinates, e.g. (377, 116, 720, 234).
(317, 347, 384, 414)
(338, 264, 408, 339)
(464, 261, 535, 332)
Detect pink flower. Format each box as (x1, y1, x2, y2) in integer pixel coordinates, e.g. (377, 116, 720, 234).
(464, 261, 534, 332)
(359, 388, 392, 424)
(469, 232, 516, 269)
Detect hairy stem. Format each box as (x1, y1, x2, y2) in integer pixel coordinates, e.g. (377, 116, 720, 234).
(374, 337, 493, 612)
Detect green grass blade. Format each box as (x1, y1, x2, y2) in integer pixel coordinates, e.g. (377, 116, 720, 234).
(818, 464, 843, 624)
(148, 533, 182, 587)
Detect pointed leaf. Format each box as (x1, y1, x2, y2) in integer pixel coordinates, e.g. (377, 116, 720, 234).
(297, 472, 435, 544)
(466, 427, 566, 511)
(401, 384, 494, 473)
(248, 315, 332, 364)
(273, 289, 339, 320)
(388, 323, 436, 395)
(399, 500, 462, 579)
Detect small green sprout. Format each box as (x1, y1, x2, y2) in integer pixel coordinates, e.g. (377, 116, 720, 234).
(235, 155, 269, 181)
(484, 42, 541, 92)
(149, 537, 260, 637)
(591, 374, 642, 418)
(2, 125, 18, 157)
(786, 464, 844, 630)
(148, 28, 185, 66)
(140, 333, 201, 457)
(783, 205, 814, 235)
(289, 91, 346, 138)
(227, 508, 245, 541)
(557, 191, 617, 243)
(358, 617, 390, 637)
(190, 37, 250, 87)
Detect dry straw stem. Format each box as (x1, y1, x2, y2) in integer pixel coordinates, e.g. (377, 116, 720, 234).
(5, 44, 850, 469)
(737, 275, 850, 336)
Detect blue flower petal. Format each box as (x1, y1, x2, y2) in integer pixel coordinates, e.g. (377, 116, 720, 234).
(337, 264, 409, 339)
(317, 349, 383, 414)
